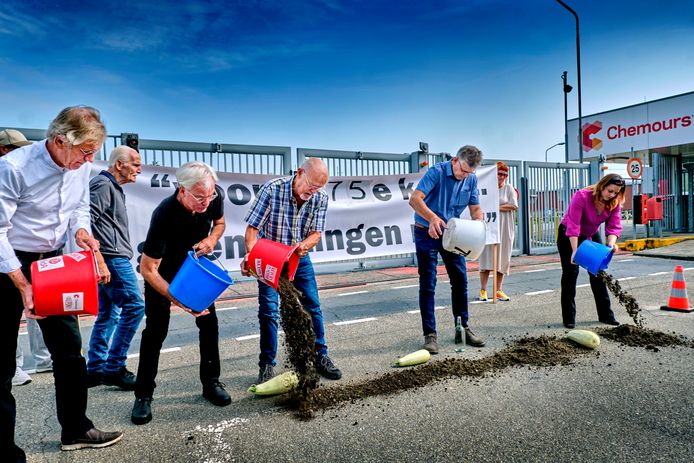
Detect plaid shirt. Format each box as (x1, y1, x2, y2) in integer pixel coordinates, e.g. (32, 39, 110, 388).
(244, 175, 328, 245)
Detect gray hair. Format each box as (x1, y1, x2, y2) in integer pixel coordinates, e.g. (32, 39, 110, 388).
(108, 145, 136, 167)
(455, 145, 482, 168)
(176, 161, 218, 190)
(46, 106, 106, 146)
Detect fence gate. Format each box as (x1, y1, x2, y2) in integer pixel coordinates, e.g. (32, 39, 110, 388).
(522, 161, 590, 254)
(651, 152, 682, 232)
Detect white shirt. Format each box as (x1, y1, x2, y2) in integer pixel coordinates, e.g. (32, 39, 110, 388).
(0, 140, 91, 273)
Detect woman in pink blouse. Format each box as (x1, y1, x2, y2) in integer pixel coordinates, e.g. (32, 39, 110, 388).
(558, 173, 626, 329)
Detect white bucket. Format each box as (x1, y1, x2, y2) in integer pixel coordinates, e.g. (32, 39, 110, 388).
(442, 218, 487, 260)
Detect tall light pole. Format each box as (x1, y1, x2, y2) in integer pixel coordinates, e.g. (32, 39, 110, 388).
(545, 142, 565, 163)
(562, 71, 573, 163)
(556, 0, 583, 164)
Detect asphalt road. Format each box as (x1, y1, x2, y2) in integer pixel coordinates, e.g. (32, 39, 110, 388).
(14, 254, 694, 462)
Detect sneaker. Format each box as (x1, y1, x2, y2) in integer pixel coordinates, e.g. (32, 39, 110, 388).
(12, 367, 32, 386)
(599, 318, 620, 326)
(203, 381, 231, 406)
(496, 290, 510, 301)
(423, 333, 439, 354)
(258, 364, 274, 384)
(131, 397, 153, 425)
(464, 328, 485, 347)
(102, 367, 136, 391)
(61, 427, 123, 451)
(86, 371, 103, 388)
(478, 290, 488, 301)
(316, 354, 342, 380)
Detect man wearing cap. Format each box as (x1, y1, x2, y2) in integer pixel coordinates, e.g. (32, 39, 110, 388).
(408, 145, 486, 355)
(0, 108, 123, 460)
(0, 130, 54, 387)
(86, 145, 145, 391)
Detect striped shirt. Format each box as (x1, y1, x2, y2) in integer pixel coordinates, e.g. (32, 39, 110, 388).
(244, 175, 328, 245)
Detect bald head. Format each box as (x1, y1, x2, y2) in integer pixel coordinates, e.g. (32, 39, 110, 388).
(301, 158, 328, 185)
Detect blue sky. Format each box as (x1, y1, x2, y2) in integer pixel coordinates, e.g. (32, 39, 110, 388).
(1, 0, 692, 161)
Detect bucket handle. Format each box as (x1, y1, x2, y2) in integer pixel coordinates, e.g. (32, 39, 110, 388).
(191, 247, 229, 273)
(91, 249, 100, 279)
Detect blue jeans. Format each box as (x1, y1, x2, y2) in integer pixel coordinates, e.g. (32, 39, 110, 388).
(257, 255, 327, 367)
(87, 257, 145, 375)
(414, 226, 469, 336)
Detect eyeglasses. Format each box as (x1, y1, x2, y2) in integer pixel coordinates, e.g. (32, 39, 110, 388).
(187, 189, 218, 204)
(497, 172, 508, 177)
(78, 147, 99, 158)
(302, 172, 324, 192)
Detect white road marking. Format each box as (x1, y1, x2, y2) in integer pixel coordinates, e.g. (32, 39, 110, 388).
(391, 284, 419, 289)
(470, 300, 486, 304)
(617, 258, 634, 262)
(683, 267, 694, 271)
(128, 346, 181, 359)
(576, 284, 590, 288)
(333, 317, 377, 326)
(216, 306, 238, 312)
(337, 290, 369, 296)
(235, 334, 260, 341)
(525, 289, 554, 296)
(523, 269, 547, 273)
(435, 306, 446, 311)
(406, 309, 420, 314)
(618, 277, 636, 282)
(648, 271, 670, 276)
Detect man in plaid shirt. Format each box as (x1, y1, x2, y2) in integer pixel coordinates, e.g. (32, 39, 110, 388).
(242, 158, 342, 383)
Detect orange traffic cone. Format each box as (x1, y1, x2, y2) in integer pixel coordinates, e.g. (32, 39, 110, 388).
(660, 265, 694, 313)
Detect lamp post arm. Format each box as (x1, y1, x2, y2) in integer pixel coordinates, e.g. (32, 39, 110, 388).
(556, 0, 583, 164)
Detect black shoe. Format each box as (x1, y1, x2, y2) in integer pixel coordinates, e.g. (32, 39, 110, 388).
(564, 323, 576, 329)
(87, 371, 103, 388)
(599, 318, 620, 326)
(258, 364, 274, 384)
(203, 381, 231, 406)
(316, 354, 342, 380)
(131, 397, 153, 425)
(102, 367, 136, 391)
(61, 427, 123, 451)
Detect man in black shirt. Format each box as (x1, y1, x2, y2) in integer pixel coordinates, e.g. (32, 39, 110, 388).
(131, 161, 230, 426)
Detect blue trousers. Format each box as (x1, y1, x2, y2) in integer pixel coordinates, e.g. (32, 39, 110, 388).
(414, 226, 469, 336)
(87, 256, 145, 375)
(257, 255, 327, 367)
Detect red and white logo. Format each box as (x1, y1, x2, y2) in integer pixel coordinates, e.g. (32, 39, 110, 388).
(582, 121, 603, 152)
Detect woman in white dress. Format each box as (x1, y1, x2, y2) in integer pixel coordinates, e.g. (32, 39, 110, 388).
(478, 161, 518, 301)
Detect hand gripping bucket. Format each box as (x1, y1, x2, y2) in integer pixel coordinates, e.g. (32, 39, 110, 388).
(442, 218, 487, 260)
(169, 251, 234, 312)
(31, 250, 99, 316)
(573, 240, 614, 275)
(247, 238, 300, 290)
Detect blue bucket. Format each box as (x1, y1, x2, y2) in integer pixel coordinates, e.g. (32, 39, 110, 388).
(573, 240, 614, 275)
(169, 251, 233, 312)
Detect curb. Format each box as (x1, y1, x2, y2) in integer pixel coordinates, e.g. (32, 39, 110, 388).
(619, 236, 694, 252)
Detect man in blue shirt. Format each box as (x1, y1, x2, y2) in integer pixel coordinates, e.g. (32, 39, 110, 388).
(409, 145, 486, 354)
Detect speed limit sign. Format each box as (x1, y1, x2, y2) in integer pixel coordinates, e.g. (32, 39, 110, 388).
(627, 157, 643, 179)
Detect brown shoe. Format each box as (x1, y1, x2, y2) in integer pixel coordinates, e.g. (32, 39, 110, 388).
(465, 328, 485, 347)
(423, 333, 439, 354)
(61, 427, 123, 451)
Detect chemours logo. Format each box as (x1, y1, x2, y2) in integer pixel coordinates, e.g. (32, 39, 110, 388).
(606, 115, 692, 140)
(582, 121, 603, 152)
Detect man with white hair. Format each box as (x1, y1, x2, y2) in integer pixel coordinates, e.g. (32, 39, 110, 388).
(131, 160, 230, 426)
(0, 107, 123, 459)
(86, 145, 145, 391)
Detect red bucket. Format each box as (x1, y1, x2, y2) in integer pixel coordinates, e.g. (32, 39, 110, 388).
(31, 250, 99, 317)
(247, 238, 300, 290)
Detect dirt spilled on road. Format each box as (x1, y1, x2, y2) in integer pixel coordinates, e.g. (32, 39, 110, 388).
(597, 270, 644, 327)
(595, 324, 694, 350)
(278, 277, 319, 413)
(286, 335, 591, 419)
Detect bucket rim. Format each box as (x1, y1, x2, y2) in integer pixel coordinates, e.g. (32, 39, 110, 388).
(186, 251, 233, 285)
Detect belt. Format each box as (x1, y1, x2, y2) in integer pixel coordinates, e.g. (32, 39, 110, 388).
(14, 248, 63, 261)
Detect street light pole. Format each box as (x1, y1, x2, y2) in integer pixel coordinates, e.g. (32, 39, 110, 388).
(545, 142, 566, 163)
(556, 0, 583, 164)
(562, 71, 572, 163)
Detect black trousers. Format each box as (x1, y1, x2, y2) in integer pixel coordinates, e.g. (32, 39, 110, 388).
(134, 284, 221, 399)
(557, 224, 615, 325)
(1, 250, 93, 459)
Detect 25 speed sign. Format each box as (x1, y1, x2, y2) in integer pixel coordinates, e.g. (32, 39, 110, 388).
(627, 157, 643, 179)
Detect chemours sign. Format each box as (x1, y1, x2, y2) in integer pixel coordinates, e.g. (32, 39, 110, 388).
(567, 91, 694, 160)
